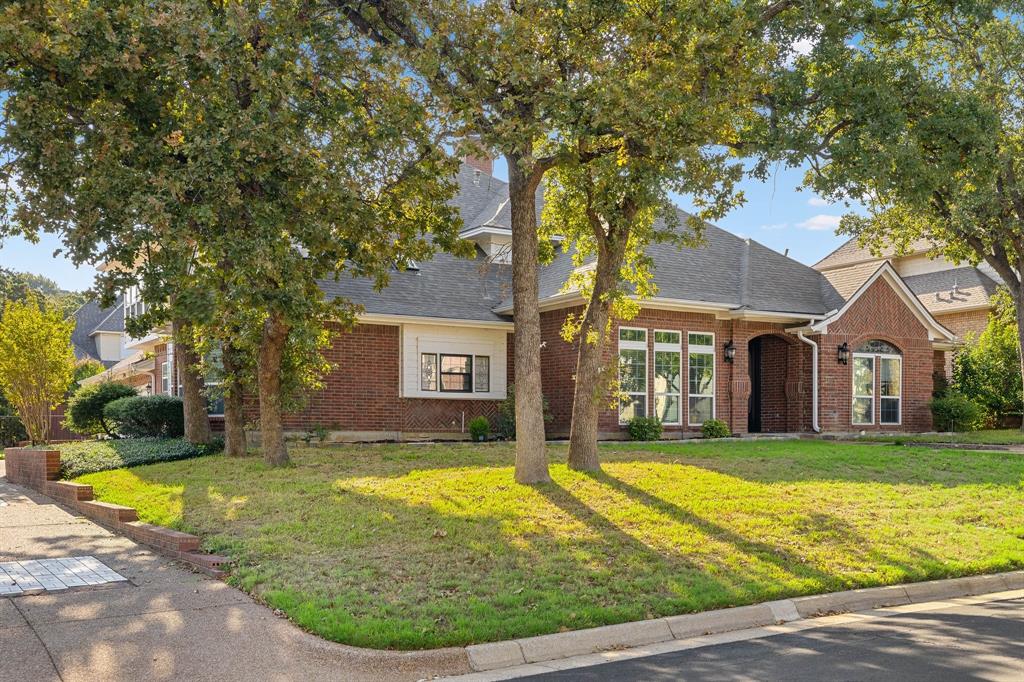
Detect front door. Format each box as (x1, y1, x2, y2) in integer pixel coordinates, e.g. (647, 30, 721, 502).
(748, 337, 762, 433)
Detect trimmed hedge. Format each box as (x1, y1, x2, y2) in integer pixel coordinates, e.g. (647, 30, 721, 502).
(58, 438, 222, 479)
(65, 382, 138, 436)
(627, 416, 663, 441)
(104, 395, 184, 438)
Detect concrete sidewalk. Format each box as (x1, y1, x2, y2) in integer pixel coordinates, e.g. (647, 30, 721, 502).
(0, 462, 467, 682)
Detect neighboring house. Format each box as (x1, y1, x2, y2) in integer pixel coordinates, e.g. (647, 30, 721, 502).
(76, 159, 962, 440)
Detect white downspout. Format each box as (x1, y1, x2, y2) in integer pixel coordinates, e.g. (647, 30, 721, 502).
(796, 332, 821, 433)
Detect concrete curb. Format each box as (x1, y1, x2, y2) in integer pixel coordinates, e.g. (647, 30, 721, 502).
(463, 570, 1024, 673)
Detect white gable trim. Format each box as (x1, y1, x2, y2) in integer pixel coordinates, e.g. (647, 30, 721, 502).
(809, 262, 956, 342)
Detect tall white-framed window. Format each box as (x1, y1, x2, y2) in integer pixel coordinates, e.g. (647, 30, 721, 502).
(653, 330, 682, 425)
(879, 355, 902, 425)
(165, 342, 176, 396)
(687, 332, 715, 426)
(161, 361, 171, 395)
(618, 327, 648, 424)
(852, 355, 874, 425)
(123, 285, 147, 320)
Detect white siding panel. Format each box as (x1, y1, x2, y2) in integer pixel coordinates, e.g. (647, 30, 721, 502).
(401, 324, 507, 399)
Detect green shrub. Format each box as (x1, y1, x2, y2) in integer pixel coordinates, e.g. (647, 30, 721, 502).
(929, 393, 986, 432)
(495, 384, 553, 440)
(58, 437, 221, 479)
(65, 382, 137, 436)
(104, 395, 184, 438)
(468, 416, 490, 441)
(627, 416, 663, 441)
(701, 418, 731, 439)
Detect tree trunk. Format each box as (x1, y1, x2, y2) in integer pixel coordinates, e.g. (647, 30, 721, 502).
(506, 151, 550, 484)
(567, 241, 628, 471)
(172, 319, 212, 445)
(222, 342, 248, 457)
(258, 310, 290, 466)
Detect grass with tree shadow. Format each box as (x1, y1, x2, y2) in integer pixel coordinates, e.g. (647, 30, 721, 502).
(74, 440, 1024, 650)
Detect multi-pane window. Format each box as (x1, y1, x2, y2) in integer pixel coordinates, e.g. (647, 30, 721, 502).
(653, 331, 682, 425)
(204, 348, 225, 416)
(852, 355, 874, 425)
(440, 354, 473, 392)
(618, 328, 647, 423)
(880, 356, 902, 425)
(123, 285, 147, 320)
(161, 361, 171, 395)
(852, 340, 902, 426)
(687, 332, 715, 426)
(420, 353, 490, 394)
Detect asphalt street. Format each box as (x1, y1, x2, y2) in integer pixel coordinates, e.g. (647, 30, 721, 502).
(515, 598, 1024, 681)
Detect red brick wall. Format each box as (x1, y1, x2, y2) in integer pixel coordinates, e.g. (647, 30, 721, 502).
(276, 323, 502, 435)
(934, 308, 990, 341)
(538, 308, 813, 436)
(818, 277, 935, 431)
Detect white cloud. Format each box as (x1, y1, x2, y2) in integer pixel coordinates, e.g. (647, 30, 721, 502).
(797, 214, 843, 232)
(807, 197, 830, 207)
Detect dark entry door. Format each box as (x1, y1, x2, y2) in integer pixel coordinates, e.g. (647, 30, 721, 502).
(748, 337, 762, 433)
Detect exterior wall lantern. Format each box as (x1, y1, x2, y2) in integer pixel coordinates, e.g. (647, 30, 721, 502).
(837, 342, 850, 365)
(724, 340, 736, 363)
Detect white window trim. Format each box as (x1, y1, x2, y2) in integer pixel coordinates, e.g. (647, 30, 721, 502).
(653, 330, 682, 426)
(852, 353, 875, 426)
(684, 329, 716, 425)
(878, 353, 903, 426)
(687, 331, 716, 427)
(618, 327, 648, 425)
(160, 361, 170, 395)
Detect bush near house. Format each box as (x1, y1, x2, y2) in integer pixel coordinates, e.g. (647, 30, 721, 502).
(627, 416, 662, 440)
(104, 395, 185, 438)
(468, 416, 490, 441)
(701, 419, 731, 439)
(65, 382, 138, 436)
(930, 393, 986, 432)
(58, 438, 221, 479)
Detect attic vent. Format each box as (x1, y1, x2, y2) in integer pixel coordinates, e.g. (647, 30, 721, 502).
(394, 259, 419, 272)
(473, 169, 481, 186)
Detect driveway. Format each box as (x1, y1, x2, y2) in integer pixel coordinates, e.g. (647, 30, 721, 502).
(0, 461, 465, 682)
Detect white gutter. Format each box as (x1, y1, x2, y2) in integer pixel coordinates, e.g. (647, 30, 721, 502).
(796, 331, 821, 433)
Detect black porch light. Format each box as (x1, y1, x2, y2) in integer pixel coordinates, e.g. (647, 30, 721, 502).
(837, 342, 850, 365)
(724, 339, 736, 363)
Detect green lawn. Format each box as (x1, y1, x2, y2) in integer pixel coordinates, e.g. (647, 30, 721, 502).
(75, 440, 1024, 650)
(864, 429, 1024, 446)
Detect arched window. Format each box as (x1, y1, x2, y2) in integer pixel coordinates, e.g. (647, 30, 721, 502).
(856, 340, 902, 355)
(852, 340, 902, 427)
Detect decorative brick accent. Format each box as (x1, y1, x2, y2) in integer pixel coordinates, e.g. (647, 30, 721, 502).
(3, 447, 228, 577)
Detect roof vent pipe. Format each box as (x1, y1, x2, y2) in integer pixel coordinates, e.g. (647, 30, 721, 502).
(796, 331, 821, 433)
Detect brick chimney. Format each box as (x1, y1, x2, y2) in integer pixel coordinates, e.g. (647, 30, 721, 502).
(463, 151, 493, 176)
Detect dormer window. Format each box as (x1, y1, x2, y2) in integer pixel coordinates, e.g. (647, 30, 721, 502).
(124, 285, 146, 320)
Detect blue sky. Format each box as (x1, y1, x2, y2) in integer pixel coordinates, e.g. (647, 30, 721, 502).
(0, 157, 860, 293)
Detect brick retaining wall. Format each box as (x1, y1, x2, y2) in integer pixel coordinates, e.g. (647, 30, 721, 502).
(4, 447, 228, 577)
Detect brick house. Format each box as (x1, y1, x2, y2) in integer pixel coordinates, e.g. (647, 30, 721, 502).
(77, 161, 962, 440)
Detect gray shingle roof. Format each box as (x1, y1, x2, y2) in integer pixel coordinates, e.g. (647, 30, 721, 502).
(903, 266, 999, 313)
(71, 296, 123, 367)
(528, 215, 845, 316)
(813, 236, 936, 270)
(319, 246, 512, 323)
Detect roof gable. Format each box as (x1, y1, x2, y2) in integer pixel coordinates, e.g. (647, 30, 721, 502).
(809, 262, 955, 342)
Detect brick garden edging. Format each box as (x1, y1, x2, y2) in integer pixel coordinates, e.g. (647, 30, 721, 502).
(3, 447, 229, 577)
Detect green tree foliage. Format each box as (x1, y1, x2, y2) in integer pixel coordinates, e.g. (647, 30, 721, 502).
(953, 289, 1023, 423)
(0, 297, 75, 444)
(1, 1, 463, 464)
(762, 3, 1024, 418)
(65, 382, 137, 437)
(0, 268, 86, 319)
